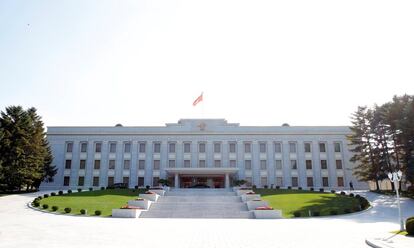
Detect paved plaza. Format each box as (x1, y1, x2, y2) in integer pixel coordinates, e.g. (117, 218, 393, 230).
(0, 191, 413, 248)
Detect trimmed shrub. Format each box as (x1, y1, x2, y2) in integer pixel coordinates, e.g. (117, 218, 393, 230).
(58, 191, 63, 195)
(355, 194, 361, 199)
(42, 204, 49, 209)
(319, 188, 324, 192)
(298, 187, 302, 190)
(293, 211, 301, 217)
(349, 193, 354, 197)
(52, 206, 59, 211)
(95, 210, 102, 216)
(359, 198, 370, 210)
(80, 209, 87, 215)
(310, 187, 314, 191)
(276, 186, 280, 189)
(64, 207, 72, 213)
(288, 186, 292, 190)
(330, 190, 336, 194)
(264, 185, 268, 189)
(89, 187, 93, 191)
(313, 211, 320, 216)
(37, 196, 43, 200)
(33, 201, 40, 207)
(100, 187, 105, 190)
(43, 194, 49, 198)
(340, 191, 346, 195)
(145, 185, 150, 190)
(344, 208, 351, 214)
(67, 189, 72, 194)
(51, 192, 56, 196)
(77, 188, 82, 192)
(330, 210, 338, 215)
(406, 218, 414, 235)
(134, 185, 139, 190)
(252, 185, 257, 190)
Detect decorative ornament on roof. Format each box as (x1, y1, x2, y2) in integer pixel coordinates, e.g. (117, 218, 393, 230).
(197, 122, 206, 131)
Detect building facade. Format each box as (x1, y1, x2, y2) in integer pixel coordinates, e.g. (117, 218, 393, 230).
(40, 119, 367, 190)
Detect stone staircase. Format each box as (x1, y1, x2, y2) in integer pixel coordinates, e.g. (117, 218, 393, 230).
(139, 188, 253, 219)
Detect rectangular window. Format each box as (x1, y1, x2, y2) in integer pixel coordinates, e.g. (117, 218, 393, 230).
(94, 160, 100, 170)
(109, 142, 117, 153)
(304, 143, 311, 153)
(80, 142, 87, 153)
(168, 160, 175, 168)
(184, 143, 191, 153)
(214, 160, 221, 168)
(153, 160, 160, 170)
(261, 177, 267, 187)
(184, 160, 191, 168)
(65, 160, 72, 169)
(169, 143, 176, 153)
(337, 177, 344, 187)
(289, 142, 296, 153)
(214, 143, 221, 153)
(95, 142, 102, 153)
(275, 160, 282, 170)
(319, 143, 326, 153)
(336, 160, 343, 169)
(229, 160, 236, 168)
(108, 177, 114, 186)
(66, 142, 73, 153)
(260, 160, 267, 170)
(139, 143, 146, 153)
(124, 142, 131, 153)
(321, 160, 327, 170)
(274, 142, 282, 153)
(244, 143, 251, 153)
(229, 143, 236, 153)
(93, 177, 99, 187)
(276, 177, 283, 186)
(259, 143, 266, 153)
(79, 160, 86, 169)
(123, 160, 130, 170)
(334, 142, 341, 152)
(138, 160, 145, 170)
(154, 143, 161, 153)
(307, 177, 314, 187)
(78, 176, 84, 186)
(138, 177, 144, 187)
(199, 160, 206, 168)
(245, 160, 252, 170)
(123, 177, 129, 185)
(63, 176, 70, 186)
(306, 160, 312, 170)
(199, 143, 206, 153)
(292, 177, 298, 187)
(290, 160, 297, 170)
(322, 177, 329, 187)
(109, 160, 115, 170)
(153, 177, 159, 186)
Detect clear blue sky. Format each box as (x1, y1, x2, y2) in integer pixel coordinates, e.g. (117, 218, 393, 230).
(1, 0, 413, 127)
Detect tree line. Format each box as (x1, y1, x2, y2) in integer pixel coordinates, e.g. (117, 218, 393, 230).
(0, 106, 56, 192)
(349, 95, 414, 190)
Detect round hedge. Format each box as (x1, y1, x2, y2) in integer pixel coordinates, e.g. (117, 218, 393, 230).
(64, 207, 72, 213)
(80, 209, 87, 215)
(95, 210, 102, 216)
(406, 218, 414, 235)
(42, 204, 49, 209)
(52, 206, 59, 211)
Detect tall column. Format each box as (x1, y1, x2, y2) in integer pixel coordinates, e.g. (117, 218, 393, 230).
(225, 173, 230, 188)
(174, 173, 179, 188)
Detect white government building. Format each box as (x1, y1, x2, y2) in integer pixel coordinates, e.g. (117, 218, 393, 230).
(40, 119, 367, 190)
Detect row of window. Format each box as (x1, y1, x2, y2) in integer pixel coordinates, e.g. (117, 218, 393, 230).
(65, 158, 343, 170)
(62, 175, 345, 188)
(66, 141, 343, 154)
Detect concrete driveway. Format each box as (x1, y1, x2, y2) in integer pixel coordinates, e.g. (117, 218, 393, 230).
(0, 191, 413, 248)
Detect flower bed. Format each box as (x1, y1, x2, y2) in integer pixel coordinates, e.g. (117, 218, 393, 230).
(255, 206, 273, 210)
(246, 200, 270, 210)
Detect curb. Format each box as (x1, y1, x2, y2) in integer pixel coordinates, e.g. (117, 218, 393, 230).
(365, 239, 383, 248)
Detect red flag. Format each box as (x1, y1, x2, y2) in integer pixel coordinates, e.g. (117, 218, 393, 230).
(192, 92, 203, 106)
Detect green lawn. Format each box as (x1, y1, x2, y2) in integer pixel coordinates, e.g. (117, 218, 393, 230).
(37, 189, 145, 216)
(255, 189, 362, 218)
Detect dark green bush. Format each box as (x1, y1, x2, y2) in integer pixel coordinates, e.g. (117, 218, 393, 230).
(298, 187, 302, 190)
(276, 186, 280, 189)
(406, 218, 414, 235)
(52, 206, 59, 211)
(288, 186, 292, 189)
(145, 185, 150, 190)
(42, 204, 49, 209)
(89, 187, 93, 191)
(51, 192, 56, 196)
(44, 194, 49, 198)
(80, 209, 87, 215)
(330, 210, 338, 215)
(252, 185, 257, 190)
(340, 191, 346, 195)
(293, 211, 301, 217)
(264, 185, 268, 189)
(64, 207, 72, 213)
(134, 185, 139, 190)
(37, 196, 43, 200)
(349, 193, 354, 197)
(355, 194, 361, 198)
(330, 190, 336, 194)
(344, 208, 351, 214)
(313, 211, 320, 216)
(67, 189, 72, 194)
(100, 186, 105, 190)
(58, 191, 63, 195)
(33, 201, 40, 207)
(77, 188, 82, 192)
(310, 187, 314, 191)
(359, 198, 370, 209)
(319, 188, 324, 192)
(95, 210, 102, 216)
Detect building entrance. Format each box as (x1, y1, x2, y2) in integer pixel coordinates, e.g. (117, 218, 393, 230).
(180, 175, 225, 188)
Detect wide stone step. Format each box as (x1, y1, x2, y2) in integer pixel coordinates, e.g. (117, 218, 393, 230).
(149, 202, 248, 211)
(166, 191, 237, 196)
(157, 196, 242, 203)
(140, 210, 253, 219)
